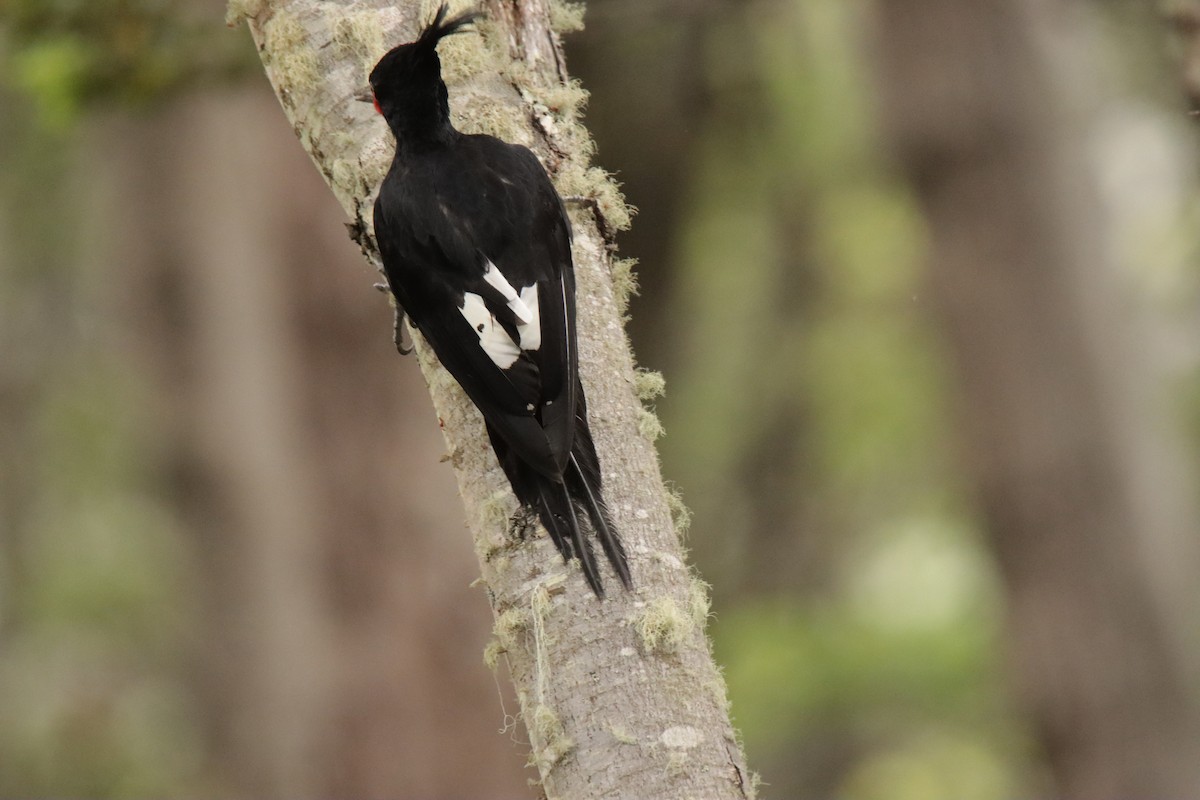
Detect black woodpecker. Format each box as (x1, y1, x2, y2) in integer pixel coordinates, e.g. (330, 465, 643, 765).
(366, 4, 631, 597)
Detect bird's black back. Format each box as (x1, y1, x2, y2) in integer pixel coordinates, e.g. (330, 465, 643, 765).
(369, 5, 631, 595)
(375, 133, 577, 478)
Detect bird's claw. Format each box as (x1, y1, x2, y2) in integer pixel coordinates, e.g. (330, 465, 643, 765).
(508, 506, 539, 541)
(393, 307, 414, 355)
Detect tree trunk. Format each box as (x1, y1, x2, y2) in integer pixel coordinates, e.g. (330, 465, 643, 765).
(232, 1, 752, 797)
(875, 0, 1200, 797)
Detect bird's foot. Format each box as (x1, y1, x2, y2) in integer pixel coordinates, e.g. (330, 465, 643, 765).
(392, 306, 413, 355)
(508, 506, 539, 541)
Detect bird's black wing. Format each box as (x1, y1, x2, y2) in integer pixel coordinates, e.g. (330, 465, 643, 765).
(375, 137, 577, 479)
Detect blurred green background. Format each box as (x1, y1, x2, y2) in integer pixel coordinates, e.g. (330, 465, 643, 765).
(2, 0, 1199, 798)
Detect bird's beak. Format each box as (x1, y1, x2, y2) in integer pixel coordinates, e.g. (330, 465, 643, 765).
(354, 88, 374, 104)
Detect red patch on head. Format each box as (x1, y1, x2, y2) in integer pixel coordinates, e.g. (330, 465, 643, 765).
(373, 95, 382, 115)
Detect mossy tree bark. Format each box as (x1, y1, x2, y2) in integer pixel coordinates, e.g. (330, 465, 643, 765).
(230, 1, 752, 797)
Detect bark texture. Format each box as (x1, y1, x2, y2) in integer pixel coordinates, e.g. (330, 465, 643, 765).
(875, 1, 1200, 797)
(234, 1, 752, 797)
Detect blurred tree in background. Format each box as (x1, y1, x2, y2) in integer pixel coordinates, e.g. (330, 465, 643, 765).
(1, 0, 1198, 798)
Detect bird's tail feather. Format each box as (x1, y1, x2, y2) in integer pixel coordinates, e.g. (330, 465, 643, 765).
(567, 433, 633, 591)
(559, 481, 604, 597)
(534, 480, 602, 596)
(533, 482, 572, 561)
(487, 423, 631, 597)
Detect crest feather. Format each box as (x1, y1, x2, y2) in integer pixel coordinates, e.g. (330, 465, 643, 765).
(419, 3, 483, 46)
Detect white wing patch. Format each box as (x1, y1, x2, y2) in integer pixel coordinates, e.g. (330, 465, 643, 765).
(483, 260, 535, 325)
(460, 269, 543, 370)
(460, 293, 521, 369)
(516, 285, 541, 350)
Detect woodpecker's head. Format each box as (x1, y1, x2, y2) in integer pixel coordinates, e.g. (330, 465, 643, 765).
(365, 4, 481, 141)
